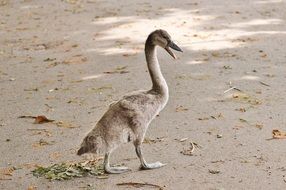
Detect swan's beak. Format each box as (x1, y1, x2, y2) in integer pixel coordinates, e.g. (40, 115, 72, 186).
(165, 41, 183, 59)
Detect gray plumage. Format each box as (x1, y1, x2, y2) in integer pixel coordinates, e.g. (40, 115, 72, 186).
(77, 29, 182, 174)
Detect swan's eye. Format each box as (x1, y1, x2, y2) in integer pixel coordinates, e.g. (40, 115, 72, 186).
(161, 34, 168, 39)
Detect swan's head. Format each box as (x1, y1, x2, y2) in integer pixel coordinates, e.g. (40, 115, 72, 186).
(148, 29, 183, 59)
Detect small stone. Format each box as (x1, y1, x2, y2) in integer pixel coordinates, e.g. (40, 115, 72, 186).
(217, 134, 223, 138)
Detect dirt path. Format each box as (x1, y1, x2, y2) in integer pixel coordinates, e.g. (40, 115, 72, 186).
(1, 0, 286, 189)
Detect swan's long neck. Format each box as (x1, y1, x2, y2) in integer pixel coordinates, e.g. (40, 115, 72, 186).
(145, 39, 169, 98)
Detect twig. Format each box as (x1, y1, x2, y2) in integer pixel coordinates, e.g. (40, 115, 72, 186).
(259, 81, 270, 87)
(116, 182, 164, 190)
(223, 86, 242, 94)
(180, 142, 195, 156)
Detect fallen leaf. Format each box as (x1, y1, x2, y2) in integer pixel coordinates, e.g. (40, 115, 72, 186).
(27, 185, 37, 190)
(260, 53, 267, 58)
(272, 129, 286, 139)
(32, 159, 105, 180)
(34, 115, 54, 124)
(0, 167, 15, 176)
(255, 124, 263, 130)
(116, 182, 164, 190)
(18, 115, 54, 124)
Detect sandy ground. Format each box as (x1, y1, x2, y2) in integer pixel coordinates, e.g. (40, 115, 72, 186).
(1, 0, 286, 189)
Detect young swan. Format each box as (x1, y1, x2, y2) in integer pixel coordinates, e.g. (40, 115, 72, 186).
(77, 29, 182, 174)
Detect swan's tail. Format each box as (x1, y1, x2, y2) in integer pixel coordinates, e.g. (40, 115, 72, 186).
(77, 133, 106, 156)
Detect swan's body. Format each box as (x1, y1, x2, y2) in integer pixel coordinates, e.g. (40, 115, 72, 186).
(77, 29, 182, 174)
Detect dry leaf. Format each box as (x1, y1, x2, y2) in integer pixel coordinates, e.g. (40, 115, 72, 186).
(260, 53, 267, 58)
(255, 124, 263, 130)
(272, 129, 286, 139)
(18, 115, 54, 124)
(34, 115, 54, 124)
(27, 185, 37, 190)
(0, 167, 15, 176)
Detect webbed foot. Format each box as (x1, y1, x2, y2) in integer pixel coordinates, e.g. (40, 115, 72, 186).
(104, 166, 131, 174)
(140, 161, 166, 170)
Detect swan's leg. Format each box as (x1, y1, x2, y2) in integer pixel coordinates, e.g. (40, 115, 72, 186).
(103, 152, 130, 174)
(135, 144, 166, 170)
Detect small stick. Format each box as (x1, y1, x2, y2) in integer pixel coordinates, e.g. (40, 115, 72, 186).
(117, 182, 164, 190)
(223, 86, 242, 94)
(259, 81, 270, 87)
(189, 142, 195, 153)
